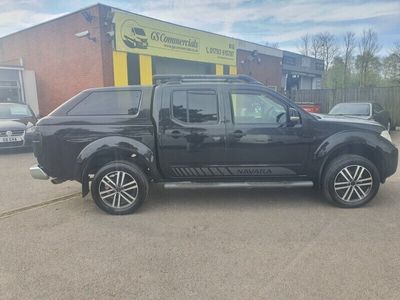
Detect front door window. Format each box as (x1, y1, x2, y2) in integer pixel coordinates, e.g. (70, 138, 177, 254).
(231, 92, 287, 125)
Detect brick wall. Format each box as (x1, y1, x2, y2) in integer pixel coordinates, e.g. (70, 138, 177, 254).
(237, 49, 282, 89)
(98, 5, 114, 87)
(0, 4, 113, 115)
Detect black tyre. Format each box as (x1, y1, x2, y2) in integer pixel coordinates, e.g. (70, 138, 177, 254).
(91, 161, 149, 215)
(322, 154, 380, 208)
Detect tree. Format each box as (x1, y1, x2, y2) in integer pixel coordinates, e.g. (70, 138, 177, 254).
(306, 32, 339, 70)
(355, 55, 381, 87)
(298, 34, 310, 56)
(315, 32, 339, 71)
(356, 29, 381, 87)
(383, 42, 400, 85)
(325, 56, 345, 88)
(310, 35, 323, 59)
(295, 29, 395, 88)
(343, 31, 356, 87)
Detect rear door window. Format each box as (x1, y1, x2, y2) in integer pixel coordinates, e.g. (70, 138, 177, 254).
(171, 90, 218, 124)
(68, 90, 141, 116)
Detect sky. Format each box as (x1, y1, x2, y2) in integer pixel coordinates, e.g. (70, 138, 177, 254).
(0, 0, 399, 55)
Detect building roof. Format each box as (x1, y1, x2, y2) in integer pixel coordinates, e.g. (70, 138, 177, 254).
(0, 3, 313, 61)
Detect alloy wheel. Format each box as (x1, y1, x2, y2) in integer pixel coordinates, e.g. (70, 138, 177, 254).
(334, 165, 373, 202)
(98, 171, 139, 209)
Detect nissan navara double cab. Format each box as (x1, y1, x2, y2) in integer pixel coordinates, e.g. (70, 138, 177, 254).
(30, 75, 398, 215)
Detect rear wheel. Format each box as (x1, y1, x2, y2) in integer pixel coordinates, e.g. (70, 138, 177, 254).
(91, 161, 148, 215)
(322, 155, 380, 208)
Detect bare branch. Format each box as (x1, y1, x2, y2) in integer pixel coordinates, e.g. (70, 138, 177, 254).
(356, 28, 382, 86)
(298, 34, 310, 56)
(311, 35, 323, 59)
(313, 32, 339, 70)
(343, 31, 356, 86)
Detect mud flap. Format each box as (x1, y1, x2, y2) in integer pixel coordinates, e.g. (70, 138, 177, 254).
(81, 173, 90, 197)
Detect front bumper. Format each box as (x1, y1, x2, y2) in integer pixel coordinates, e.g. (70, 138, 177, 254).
(30, 164, 49, 180)
(382, 147, 398, 181)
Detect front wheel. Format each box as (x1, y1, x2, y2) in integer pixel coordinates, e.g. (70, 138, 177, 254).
(91, 161, 149, 215)
(322, 155, 380, 208)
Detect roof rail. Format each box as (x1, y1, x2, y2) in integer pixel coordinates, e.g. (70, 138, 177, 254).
(152, 74, 263, 85)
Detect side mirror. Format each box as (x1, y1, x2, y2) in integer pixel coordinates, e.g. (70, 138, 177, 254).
(288, 108, 301, 125)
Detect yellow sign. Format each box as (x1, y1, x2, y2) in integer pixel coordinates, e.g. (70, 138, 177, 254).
(113, 11, 237, 66)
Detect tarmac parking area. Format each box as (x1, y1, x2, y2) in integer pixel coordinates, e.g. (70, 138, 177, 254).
(1, 134, 400, 299)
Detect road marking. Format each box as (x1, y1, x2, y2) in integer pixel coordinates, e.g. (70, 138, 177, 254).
(0, 193, 81, 220)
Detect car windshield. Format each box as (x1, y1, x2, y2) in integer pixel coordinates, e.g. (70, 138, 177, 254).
(0, 103, 33, 119)
(134, 27, 145, 36)
(329, 103, 370, 116)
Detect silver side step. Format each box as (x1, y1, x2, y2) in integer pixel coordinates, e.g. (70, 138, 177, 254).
(164, 181, 314, 189)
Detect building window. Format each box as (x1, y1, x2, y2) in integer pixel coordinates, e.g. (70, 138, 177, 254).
(223, 65, 229, 75)
(0, 81, 21, 103)
(283, 56, 296, 66)
(128, 53, 140, 85)
(152, 56, 216, 76)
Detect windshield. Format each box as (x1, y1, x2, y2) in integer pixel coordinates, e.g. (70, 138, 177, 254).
(329, 103, 370, 116)
(134, 27, 145, 36)
(0, 103, 33, 119)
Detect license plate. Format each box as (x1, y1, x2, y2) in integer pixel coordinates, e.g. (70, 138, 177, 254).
(0, 136, 23, 143)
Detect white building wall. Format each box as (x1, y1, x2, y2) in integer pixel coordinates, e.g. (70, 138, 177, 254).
(22, 70, 39, 115)
(312, 77, 321, 89)
(300, 76, 312, 90)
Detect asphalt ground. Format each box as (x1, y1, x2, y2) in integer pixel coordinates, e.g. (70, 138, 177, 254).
(1, 133, 400, 299)
(0, 148, 80, 214)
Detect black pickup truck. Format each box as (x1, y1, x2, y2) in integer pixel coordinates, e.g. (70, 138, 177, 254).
(30, 75, 398, 214)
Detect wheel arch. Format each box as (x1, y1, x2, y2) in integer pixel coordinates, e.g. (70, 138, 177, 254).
(313, 132, 385, 187)
(75, 136, 160, 196)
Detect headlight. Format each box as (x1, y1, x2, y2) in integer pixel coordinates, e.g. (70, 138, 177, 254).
(380, 130, 392, 143)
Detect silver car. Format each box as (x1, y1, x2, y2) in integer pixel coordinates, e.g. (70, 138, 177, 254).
(0, 102, 37, 149)
(329, 102, 392, 130)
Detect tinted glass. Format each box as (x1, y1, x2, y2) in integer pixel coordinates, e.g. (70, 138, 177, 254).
(68, 91, 141, 116)
(329, 103, 370, 116)
(172, 90, 218, 123)
(172, 91, 187, 122)
(231, 92, 287, 124)
(134, 28, 145, 36)
(188, 91, 218, 123)
(0, 103, 32, 119)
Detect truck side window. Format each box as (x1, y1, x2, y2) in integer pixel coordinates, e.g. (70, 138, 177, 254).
(172, 91, 187, 122)
(172, 90, 218, 124)
(68, 90, 141, 116)
(231, 92, 286, 124)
